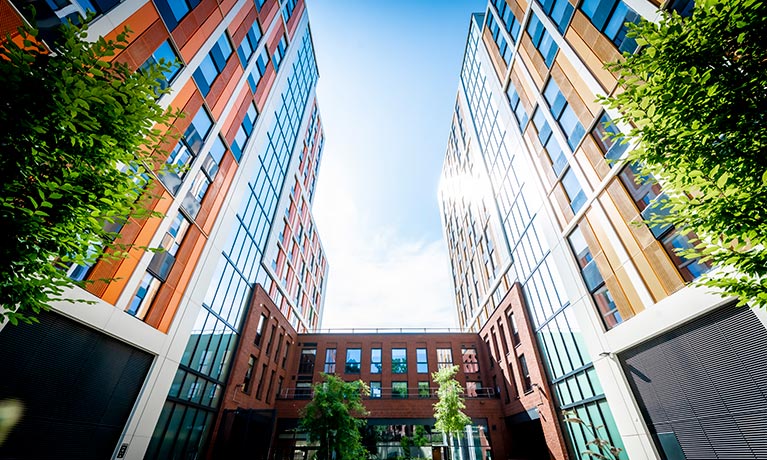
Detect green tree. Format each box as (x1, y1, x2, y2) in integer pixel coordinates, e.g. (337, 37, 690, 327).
(432, 365, 471, 460)
(300, 373, 370, 460)
(602, 0, 767, 308)
(0, 19, 178, 325)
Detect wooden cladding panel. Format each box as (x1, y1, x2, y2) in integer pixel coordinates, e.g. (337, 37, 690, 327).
(223, 86, 253, 144)
(286, 0, 305, 40)
(550, 183, 573, 229)
(174, 0, 221, 62)
(551, 57, 600, 124)
(230, 3, 258, 45)
(84, 184, 172, 303)
(483, 27, 508, 81)
(518, 36, 547, 91)
(258, 0, 281, 30)
(579, 135, 611, 181)
(143, 224, 203, 330)
(574, 149, 601, 191)
(198, 152, 238, 235)
(510, 63, 536, 114)
(115, 19, 168, 71)
(603, 273, 636, 321)
(207, 57, 244, 119)
(565, 11, 620, 92)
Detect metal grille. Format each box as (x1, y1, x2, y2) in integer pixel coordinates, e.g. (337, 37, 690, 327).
(621, 304, 767, 459)
(0, 310, 153, 459)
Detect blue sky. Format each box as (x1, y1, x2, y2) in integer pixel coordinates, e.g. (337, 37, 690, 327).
(308, 0, 486, 329)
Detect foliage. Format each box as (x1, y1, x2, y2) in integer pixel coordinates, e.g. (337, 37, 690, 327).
(300, 373, 370, 460)
(563, 411, 623, 460)
(432, 365, 471, 439)
(399, 426, 430, 460)
(602, 0, 767, 308)
(0, 19, 178, 324)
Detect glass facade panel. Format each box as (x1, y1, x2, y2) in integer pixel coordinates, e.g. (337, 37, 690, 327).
(147, 29, 319, 459)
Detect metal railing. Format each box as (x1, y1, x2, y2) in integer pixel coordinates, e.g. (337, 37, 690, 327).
(308, 327, 468, 334)
(277, 386, 497, 400)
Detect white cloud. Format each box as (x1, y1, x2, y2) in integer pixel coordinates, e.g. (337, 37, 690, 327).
(312, 161, 458, 330)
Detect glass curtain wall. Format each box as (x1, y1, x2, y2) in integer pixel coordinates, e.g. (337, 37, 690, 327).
(457, 14, 626, 458)
(145, 29, 319, 459)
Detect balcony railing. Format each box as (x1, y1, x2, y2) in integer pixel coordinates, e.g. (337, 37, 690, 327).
(277, 387, 497, 400)
(308, 327, 468, 334)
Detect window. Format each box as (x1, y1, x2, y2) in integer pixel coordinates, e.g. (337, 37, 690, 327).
(416, 348, 428, 373)
(237, 20, 262, 65)
(370, 381, 381, 398)
(543, 79, 585, 151)
(561, 168, 587, 213)
(282, 341, 290, 368)
(200, 134, 226, 181)
(295, 380, 312, 399)
(532, 108, 567, 176)
(230, 102, 258, 161)
(264, 325, 277, 355)
(418, 381, 430, 398)
(392, 348, 407, 374)
(345, 348, 361, 374)
(276, 376, 284, 400)
(580, 0, 640, 53)
(181, 169, 211, 218)
(462, 347, 479, 374)
(160, 107, 214, 194)
(491, 0, 522, 43)
(184, 107, 214, 154)
(499, 325, 510, 355)
(255, 363, 268, 399)
(159, 213, 191, 257)
(466, 381, 482, 398)
(618, 165, 711, 282)
(485, 339, 494, 368)
(436, 348, 453, 370)
(568, 225, 622, 329)
(324, 348, 336, 373)
(140, 39, 182, 90)
(537, 0, 574, 33)
(156, 0, 203, 31)
(592, 113, 628, 163)
(392, 381, 408, 399)
(526, 13, 558, 68)
(126, 272, 161, 319)
(254, 314, 267, 346)
(192, 33, 233, 96)
(371, 348, 382, 374)
(509, 313, 520, 345)
(272, 35, 288, 71)
(298, 348, 316, 374)
(281, 0, 298, 23)
(246, 49, 270, 93)
(518, 354, 532, 393)
(243, 355, 255, 393)
(486, 13, 513, 65)
(506, 81, 529, 130)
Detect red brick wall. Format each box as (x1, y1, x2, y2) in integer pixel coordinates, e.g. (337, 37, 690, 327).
(479, 283, 570, 459)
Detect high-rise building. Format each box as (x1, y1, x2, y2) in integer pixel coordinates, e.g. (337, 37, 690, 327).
(440, 2, 767, 459)
(0, 0, 327, 458)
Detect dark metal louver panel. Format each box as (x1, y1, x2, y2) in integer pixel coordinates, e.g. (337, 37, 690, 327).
(620, 304, 767, 460)
(0, 310, 154, 459)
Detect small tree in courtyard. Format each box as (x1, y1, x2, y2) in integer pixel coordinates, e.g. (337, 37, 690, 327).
(432, 365, 471, 460)
(300, 373, 370, 460)
(0, 19, 178, 325)
(602, 0, 767, 308)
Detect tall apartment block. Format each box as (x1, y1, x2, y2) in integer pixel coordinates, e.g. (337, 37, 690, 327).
(440, 1, 767, 459)
(0, 0, 327, 458)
